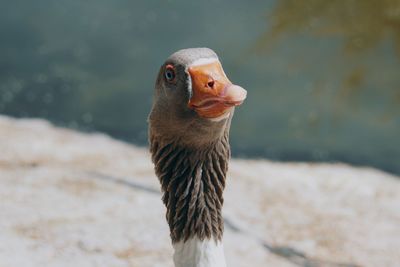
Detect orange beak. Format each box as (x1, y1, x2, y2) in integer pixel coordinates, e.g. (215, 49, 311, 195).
(188, 61, 247, 119)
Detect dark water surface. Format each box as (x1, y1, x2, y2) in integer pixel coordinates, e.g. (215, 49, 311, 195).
(1, 0, 399, 174)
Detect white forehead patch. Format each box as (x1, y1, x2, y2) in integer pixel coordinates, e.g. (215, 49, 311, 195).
(189, 57, 219, 67)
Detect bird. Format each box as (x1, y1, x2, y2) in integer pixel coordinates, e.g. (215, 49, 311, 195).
(148, 48, 246, 267)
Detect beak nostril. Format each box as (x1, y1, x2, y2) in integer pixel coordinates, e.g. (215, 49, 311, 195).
(207, 80, 215, 89)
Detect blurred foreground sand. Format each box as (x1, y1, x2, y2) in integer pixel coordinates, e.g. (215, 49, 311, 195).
(0, 115, 399, 267)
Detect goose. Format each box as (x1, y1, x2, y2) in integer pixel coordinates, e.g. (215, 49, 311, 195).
(148, 48, 247, 267)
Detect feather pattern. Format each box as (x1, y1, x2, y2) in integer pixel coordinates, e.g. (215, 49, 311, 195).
(150, 133, 230, 243)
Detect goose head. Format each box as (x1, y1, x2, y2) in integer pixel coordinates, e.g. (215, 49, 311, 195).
(149, 48, 246, 147)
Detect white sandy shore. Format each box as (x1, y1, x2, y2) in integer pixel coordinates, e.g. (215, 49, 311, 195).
(0, 115, 399, 267)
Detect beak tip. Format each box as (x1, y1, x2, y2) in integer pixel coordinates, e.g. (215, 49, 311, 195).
(227, 84, 247, 104)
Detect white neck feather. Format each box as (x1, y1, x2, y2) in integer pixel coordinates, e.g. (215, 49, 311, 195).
(173, 238, 227, 267)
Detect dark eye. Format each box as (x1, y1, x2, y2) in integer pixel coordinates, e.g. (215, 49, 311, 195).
(165, 64, 176, 82)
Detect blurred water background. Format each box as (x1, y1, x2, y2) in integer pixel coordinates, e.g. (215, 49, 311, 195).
(1, 0, 399, 174)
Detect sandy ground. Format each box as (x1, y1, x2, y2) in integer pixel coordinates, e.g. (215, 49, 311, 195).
(0, 115, 399, 267)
